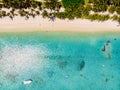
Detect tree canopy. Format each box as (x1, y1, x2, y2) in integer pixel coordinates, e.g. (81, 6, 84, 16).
(0, 0, 120, 24)
(62, 0, 84, 8)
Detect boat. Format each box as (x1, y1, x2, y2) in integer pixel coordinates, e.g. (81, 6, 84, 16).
(22, 79, 33, 85)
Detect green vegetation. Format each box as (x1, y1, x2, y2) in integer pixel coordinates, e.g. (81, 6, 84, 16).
(41, 10, 49, 18)
(108, 6, 116, 14)
(0, 0, 120, 24)
(44, 0, 61, 10)
(55, 12, 67, 19)
(86, 14, 109, 22)
(62, 0, 84, 8)
(3, 0, 41, 8)
(112, 15, 120, 24)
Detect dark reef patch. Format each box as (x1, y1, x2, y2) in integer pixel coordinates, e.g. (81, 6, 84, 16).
(56, 60, 67, 69)
(78, 60, 85, 71)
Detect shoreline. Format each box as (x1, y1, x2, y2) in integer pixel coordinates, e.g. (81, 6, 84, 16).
(0, 16, 120, 33)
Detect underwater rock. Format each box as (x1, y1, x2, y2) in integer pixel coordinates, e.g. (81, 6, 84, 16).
(5, 73, 19, 82)
(107, 53, 111, 59)
(101, 40, 112, 59)
(111, 75, 114, 78)
(47, 71, 54, 78)
(35, 78, 44, 85)
(105, 78, 109, 83)
(56, 60, 67, 69)
(80, 74, 83, 77)
(106, 40, 111, 46)
(0, 83, 2, 87)
(56, 55, 63, 60)
(22, 79, 32, 85)
(102, 45, 106, 52)
(78, 60, 85, 71)
(0, 55, 2, 60)
(102, 40, 111, 51)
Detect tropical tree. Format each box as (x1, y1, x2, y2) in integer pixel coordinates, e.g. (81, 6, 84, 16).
(118, 17, 120, 24)
(0, 13, 2, 18)
(88, 0, 94, 3)
(35, 10, 40, 16)
(116, 6, 120, 15)
(82, 7, 89, 17)
(55, 12, 67, 19)
(36, 1, 42, 10)
(0, 10, 6, 17)
(92, 0, 107, 12)
(108, 6, 115, 14)
(66, 13, 74, 20)
(73, 9, 82, 18)
(19, 10, 27, 17)
(87, 14, 98, 21)
(2, 0, 37, 9)
(112, 15, 118, 21)
(0, 3, 2, 8)
(97, 15, 109, 21)
(41, 10, 49, 18)
(109, 0, 120, 6)
(72, 5, 83, 18)
(44, 0, 61, 11)
(62, 0, 84, 8)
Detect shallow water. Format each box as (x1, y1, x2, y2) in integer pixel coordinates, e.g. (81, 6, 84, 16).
(0, 32, 120, 90)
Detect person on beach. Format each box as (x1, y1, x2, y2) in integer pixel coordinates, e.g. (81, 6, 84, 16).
(49, 14, 55, 22)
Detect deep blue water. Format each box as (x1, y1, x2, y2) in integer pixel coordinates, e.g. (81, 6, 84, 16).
(0, 32, 120, 90)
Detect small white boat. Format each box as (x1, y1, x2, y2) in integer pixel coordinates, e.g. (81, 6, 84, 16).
(23, 79, 32, 85)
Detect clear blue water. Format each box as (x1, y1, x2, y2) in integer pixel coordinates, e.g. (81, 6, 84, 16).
(0, 32, 120, 90)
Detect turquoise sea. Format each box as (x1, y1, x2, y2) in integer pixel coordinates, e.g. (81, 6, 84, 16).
(0, 32, 120, 90)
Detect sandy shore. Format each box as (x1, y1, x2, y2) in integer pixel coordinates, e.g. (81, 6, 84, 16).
(0, 16, 120, 32)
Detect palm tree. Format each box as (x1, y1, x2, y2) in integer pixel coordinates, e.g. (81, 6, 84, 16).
(36, 1, 42, 10)
(0, 3, 2, 9)
(108, 6, 115, 14)
(66, 13, 74, 20)
(62, 0, 84, 8)
(25, 15, 29, 20)
(1, 10, 6, 17)
(35, 10, 40, 16)
(19, 10, 26, 17)
(31, 0, 37, 9)
(10, 8, 15, 16)
(32, 13, 36, 18)
(117, 17, 120, 24)
(92, 0, 107, 12)
(55, 12, 67, 19)
(7, 12, 14, 20)
(112, 15, 118, 21)
(116, 7, 120, 15)
(41, 10, 49, 18)
(44, 0, 61, 11)
(0, 11, 2, 19)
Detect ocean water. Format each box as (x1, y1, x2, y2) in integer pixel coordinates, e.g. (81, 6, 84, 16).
(0, 32, 120, 90)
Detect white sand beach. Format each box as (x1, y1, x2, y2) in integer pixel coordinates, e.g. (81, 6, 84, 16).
(0, 16, 120, 32)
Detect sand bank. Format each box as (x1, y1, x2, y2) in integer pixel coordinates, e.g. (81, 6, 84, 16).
(0, 16, 120, 32)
